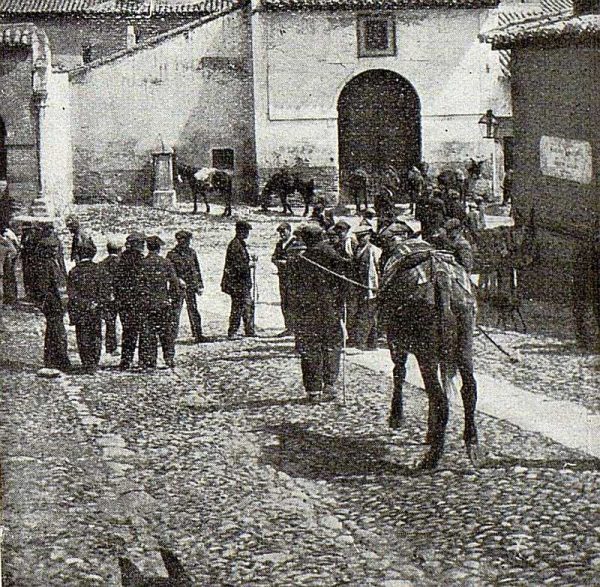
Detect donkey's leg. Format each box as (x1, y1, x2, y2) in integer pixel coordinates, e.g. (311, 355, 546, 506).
(388, 342, 407, 429)
(417, 357, 449, 469)
(192, 192, 198, 215)
(205, 194, 211, 214)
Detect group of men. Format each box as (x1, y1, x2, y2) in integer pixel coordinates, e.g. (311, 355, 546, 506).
(22, 217, 206, 374)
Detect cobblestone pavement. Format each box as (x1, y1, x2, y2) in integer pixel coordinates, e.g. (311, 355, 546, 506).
(1, 204, 599, 585)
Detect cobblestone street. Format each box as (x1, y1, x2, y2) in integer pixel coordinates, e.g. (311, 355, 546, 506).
(1, 205, 599, 586)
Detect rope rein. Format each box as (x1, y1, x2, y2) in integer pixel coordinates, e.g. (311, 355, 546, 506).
(298, 254, 377, 292)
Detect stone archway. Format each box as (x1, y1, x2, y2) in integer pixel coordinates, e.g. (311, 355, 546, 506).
(337, 69, 421, 202)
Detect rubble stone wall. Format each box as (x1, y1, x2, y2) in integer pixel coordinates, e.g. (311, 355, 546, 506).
(252, 9, 504, 201)
(0, 15, 194, 71)
(69, 7, 257, 204)
(511, 45, 599, 300)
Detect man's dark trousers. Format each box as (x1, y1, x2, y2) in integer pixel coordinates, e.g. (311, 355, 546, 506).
(228, 290, 255, 336)
(119, 308, 141, 366)
(174, 289, 203, 340)
(43, 309, 70, 370)
(140, 309, 175, 367)
(75, 315, 102, 370)
(104, 307, 118, 353)
(279, 276, 293, 331)
(296, 321, 342, 393)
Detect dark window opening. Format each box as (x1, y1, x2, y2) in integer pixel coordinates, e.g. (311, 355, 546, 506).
(357, 15, 396, 58)
(212, 148, 234, 170)
(0, 118, 7, 181)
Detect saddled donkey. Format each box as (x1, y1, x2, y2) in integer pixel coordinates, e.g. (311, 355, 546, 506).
(378, 227, 479, 469)
(177, 163, 211, 214)
(260, 171, 315, 216)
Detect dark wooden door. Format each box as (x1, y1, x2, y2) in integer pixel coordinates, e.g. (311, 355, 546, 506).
(338, 69, 421, 201)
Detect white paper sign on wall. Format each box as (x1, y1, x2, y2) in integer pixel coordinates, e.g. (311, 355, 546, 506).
(540, 136, 592, 184)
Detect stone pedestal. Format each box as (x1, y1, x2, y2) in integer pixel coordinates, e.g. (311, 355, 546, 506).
(152, 151, 176, 209)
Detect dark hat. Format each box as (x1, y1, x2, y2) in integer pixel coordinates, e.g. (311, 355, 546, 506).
(236, 220, 252, 231)
(277, 222, 291, 232)
(175, 229, 193, 240)
(301, 223, 324, 244)
(79, 243, 96, 259)
(333, 220, 351, 232)
(146, 235, 165, 248)
(125, 231, 146, 244)
(379, 221, 415, 239)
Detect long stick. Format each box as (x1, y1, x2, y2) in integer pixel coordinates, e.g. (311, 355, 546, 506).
(341, 302, 347, 405)
(476, 324, 519, 362)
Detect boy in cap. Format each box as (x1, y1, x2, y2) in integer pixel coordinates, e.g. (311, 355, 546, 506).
(167, 230, 206, 343)
(65, 215, 97, 265)
(221, 220, 255, 338)
(114, 232, 146, 369)
(139, 236, 180, 369)
(67, 242, 103, 373)
(271, 222, 296, 337)
(98, 240, 122, 354)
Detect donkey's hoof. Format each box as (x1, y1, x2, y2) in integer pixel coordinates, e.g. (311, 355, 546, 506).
(388, 415, 403, 429)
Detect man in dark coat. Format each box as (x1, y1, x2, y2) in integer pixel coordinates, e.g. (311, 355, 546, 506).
(438, 218, 474, 273)
(65, 215, 97, 265)
(167, 229, 205, 343)
(98, 240, 122, 354)
(67, 243, 103, 373)
(287, 224, 353, 402)
(271, 222, 297, 337)
(139, 236, 180, 369)
(420, 189, 447, 242)
(445, 189, 467, 224)
(114, 232, 146, 369)
(35, 235, 71, 372)
(221, 220, 255, 339)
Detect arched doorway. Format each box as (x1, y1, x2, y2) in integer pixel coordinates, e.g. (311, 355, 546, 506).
(337, 70, 421, 202)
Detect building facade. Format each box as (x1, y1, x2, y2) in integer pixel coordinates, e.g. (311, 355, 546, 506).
(1, 0, 519, 214)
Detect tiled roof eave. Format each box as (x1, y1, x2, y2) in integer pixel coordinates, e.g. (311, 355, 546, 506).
(260, 0, 499, 11)
(481, 10, 600, 49)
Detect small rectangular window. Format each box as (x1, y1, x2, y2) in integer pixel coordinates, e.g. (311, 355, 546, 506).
(82, 43, 93, 64)
(212, 148, 234, 170)
(357, 15, 396, 58)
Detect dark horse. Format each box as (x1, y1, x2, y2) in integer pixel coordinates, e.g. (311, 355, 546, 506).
(378, 236, 479, 469)
(177, 164, 233, 216)
(260, 170, 315, 216)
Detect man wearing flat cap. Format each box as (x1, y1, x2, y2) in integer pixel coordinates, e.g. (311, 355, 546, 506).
(167, 230, 205, 343)
(98, 240, 122, 355)
(139, 236, 180, 369)
(67, 242, 103, 373)
(221, 221, 255, 338)
(271, 222, 296, 337)
(114, 232, 146, 369)
(287, 223, 353, 402)
(353, 225, 381, 350)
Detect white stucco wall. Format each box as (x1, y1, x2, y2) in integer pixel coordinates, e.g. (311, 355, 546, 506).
(70, 8, 257, 203)
(252, 7, 509, 196)
(40, 70, 74, 216)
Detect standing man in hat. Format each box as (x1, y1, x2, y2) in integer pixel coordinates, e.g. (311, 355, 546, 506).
(167, 230, 206, 343)
(221, 221, 256, 338)
(443, 218, 474, 273)
(287, 224, 353, 402)
(271, 222, 297, 337)
(65, 215, 97, 265)
(114, 232, 146, 369)
(139, 236, 180, 369)
(67, 242, 103, 373)
(445, 189, 467, 224)
(98, 240, 122, 355)
(36, 235, 71, 372)
(352, 225, 381, 350)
